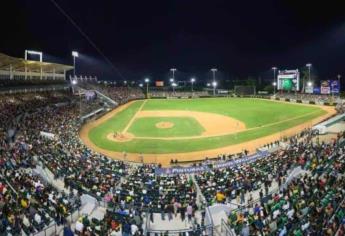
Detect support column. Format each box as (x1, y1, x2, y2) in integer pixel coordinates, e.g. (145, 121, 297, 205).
(9, 65, 13, 80)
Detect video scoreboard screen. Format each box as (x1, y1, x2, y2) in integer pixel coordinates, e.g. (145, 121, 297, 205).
(277, 69, 300, 92)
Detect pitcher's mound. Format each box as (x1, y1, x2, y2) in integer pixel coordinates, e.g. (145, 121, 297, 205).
(156, 122, 174, 129)
(107, 132, 134, 142)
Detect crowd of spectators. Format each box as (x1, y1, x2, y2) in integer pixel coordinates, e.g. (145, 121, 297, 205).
(149, 91, 209, 98)
(219, 132, 345, 235)
(0, 92, 82, 235)
(0, 89, 344, 235)
(275, 93, 340, 104)
(78, 82, 144, 105)
(0, 91, 194, 235)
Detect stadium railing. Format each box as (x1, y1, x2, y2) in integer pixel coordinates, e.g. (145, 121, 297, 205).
(0, 84, 70, 94)
(32, 207, 82, 236)
(144, 207, 214, 236)
(221, 218, 236, 236)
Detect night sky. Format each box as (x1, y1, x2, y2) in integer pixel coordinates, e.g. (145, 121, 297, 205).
(1, 0, 345, 82)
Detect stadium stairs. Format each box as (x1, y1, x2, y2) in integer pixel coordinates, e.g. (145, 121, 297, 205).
(33, 162, 108, 236)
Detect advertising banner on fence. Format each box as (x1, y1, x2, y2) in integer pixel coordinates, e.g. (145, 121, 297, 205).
(320, 80, 331, 94)
(305, 85, 313, 94)
(313, 87, 321, 94)
(331, 80, 340, 94)
(154, 151, 269, 175)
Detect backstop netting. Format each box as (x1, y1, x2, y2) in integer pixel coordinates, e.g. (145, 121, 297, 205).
(234, 86, 256, 96)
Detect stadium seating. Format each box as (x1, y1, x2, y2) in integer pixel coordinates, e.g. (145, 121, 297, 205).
(0, 88, 344, 235)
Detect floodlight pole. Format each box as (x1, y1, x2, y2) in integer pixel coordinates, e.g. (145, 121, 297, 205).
(146, 82, 149, 96)
(211, 68, 217, 96)
(306, 63, 312, 94)
(170, 68, 176, 81)
(73, 56, 76, 76)
(191, 78, 195, 92)
(72, 51, 79, 77)
(273, 82, 276, 95)
(144, 78, 150, 98)
(272, 67, 277, 95)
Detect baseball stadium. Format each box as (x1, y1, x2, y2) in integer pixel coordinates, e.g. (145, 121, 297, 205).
(2, 1, 345, 236)
(80, 97, 335, 165)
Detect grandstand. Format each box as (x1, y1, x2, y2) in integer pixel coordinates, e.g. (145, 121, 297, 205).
(0, 52, 345, 236)
(0, 52, 73, 81)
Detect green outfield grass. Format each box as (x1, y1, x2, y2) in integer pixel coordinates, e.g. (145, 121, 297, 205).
(128, 117, 205, 137)
(87, 98, 327, 154)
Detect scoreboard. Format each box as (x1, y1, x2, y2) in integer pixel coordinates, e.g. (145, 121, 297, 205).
(277, 69, 300, 92)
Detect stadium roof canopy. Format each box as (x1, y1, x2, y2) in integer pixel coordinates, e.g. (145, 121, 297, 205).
(0, 52, 73, 73)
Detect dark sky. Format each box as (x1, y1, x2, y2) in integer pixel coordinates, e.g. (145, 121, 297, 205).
(1, 0, 345, 82)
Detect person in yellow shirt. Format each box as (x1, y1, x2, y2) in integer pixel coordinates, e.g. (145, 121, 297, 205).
(216, 191, 226, 203)
(21, 198, 29, 209)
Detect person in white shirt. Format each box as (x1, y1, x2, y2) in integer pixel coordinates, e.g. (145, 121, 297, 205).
(273, 209, 280, 219)
(34, 213, 41, 224)
(75, 220, 84, 233)
(131, 223, 138, 235)
(287, 208, 294, 219)
(22, 215, 30, 228)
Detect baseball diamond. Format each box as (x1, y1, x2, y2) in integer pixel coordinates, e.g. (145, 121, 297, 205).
(80, 97, 335, 165)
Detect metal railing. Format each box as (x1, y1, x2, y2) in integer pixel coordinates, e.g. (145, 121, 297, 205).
(145, 224, 214, 236)
(221, 219, 235, 236)
(32, 207, 82, 236)
(0, 84, 70, 94)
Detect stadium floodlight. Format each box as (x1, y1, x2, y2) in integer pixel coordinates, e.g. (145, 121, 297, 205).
(212, 81, 217, 87)
(139, 83, 143, 88)
(124, 80, 127, 84)
(190, 77, 196, 92)
(72, 80, 77, 85)
(169, 78, 174, 83)
(207, 83, 211, 87)
(307, 81, 313, 87)
(72, 51, 79, 58)
(144, 78, 150, 97)
(71, 51, 79, 76)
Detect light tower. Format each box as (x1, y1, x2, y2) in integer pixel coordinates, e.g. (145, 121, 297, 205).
(170, 68, 177, 81)
(211, 68, 217, 96)
(272, 67, 277, 94)
(144, 78, 150, 98)
(306, 63, 312, 93)
(190, 77, 196, 92)
(72, 51, 79, 77)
